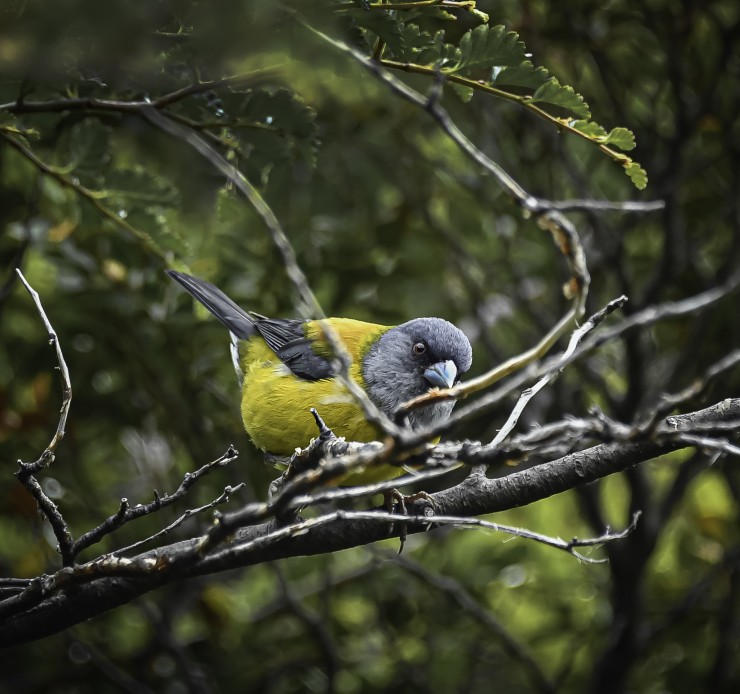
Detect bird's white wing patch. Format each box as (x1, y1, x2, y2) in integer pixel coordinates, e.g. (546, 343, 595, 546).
(272, 363, 292, 377)
(229, 331, 244, 388)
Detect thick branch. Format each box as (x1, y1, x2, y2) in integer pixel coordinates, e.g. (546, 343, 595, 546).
(0, 399, 736, 647)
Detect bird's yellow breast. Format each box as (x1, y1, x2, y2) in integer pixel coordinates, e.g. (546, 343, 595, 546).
(240, 318, 391, 462)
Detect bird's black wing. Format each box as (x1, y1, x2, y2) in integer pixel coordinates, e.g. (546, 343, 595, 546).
(254, 318, 335, 381)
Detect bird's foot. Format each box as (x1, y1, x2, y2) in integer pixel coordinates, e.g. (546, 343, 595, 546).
(266, 409, 338, 521)
(267, 475, 285, 501)
(384, 489, 436, 554)
(267, 474, 305, 526)
(265, 409, 338, 498)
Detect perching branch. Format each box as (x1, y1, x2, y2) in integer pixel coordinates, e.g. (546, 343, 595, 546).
(1, 399, 737, 647)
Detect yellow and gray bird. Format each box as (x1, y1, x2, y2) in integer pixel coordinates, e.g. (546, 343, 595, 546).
(167, 270, 472, 482)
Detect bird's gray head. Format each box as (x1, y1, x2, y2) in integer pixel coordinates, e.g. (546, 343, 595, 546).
(362, 318, 472, 430)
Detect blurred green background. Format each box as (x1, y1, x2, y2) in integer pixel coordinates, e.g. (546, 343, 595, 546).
(1, 1, 739, 692)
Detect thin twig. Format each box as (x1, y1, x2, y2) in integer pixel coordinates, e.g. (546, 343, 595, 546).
(15, 270, 72, 463)
(71, 446, 239, 559)
(207, 508, 641, 564)
(667, 434, 740, 458)
(490, 296, 628, 445)
(638, 349, 740, 432)
(0, 578, 34, 596)
(543, 199, 665, 213)
(112, 483, 246, 557)
(1, 133, 169, 260)
(0, 67, 280, 114)
(401, 273, 740, 447)
(14, 270, 75, 565)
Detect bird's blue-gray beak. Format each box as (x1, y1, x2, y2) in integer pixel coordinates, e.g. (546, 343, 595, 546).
(423, 359, 457, 389)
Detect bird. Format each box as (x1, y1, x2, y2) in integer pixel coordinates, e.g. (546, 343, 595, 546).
(167, 270, 472, 484)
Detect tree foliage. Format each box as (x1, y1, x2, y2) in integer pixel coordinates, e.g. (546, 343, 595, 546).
(1, 1, 739, 692)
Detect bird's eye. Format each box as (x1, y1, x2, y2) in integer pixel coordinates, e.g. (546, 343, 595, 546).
(412, 342, 426, 356)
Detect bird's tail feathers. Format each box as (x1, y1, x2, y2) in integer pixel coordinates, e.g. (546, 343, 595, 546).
(166, 270, 255, 340)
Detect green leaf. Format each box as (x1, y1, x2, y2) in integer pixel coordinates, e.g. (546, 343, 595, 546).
(604, 127, 636, 151)
(0, 112, 38, 143)
(570, 120, 607, 138)
(103, 168, 180, 207)
(530, 79, 591, 119)
(343, 8, 406, 57)
(217, 88, 318, 185)
(66, 120, 112, 176)
(491, 62, 550, 90)
(394, 23, 429, 62)
(571, 120, 637, 153)
(451, 83, 474, 103)
(625, 160, 648, 190)
(415, 29, 460, 68)
(389, 25, 459, 67)
(452, 25, 527, 75)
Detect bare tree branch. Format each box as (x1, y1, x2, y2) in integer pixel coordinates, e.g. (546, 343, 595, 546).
(13, 270, 74, 564)
(490, 296, 627, 446)
(0, 67, 280, 114)
(1, 399, 736, 646)
(72, 447, 241, 560)
(14, 270, 72, 465)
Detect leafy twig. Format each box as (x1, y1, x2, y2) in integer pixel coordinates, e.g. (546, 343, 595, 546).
(301, 24, 593, 424)
(378, 57, 642, 178)
(1, 133, 170, 260)
(0, 67, 280, 115)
